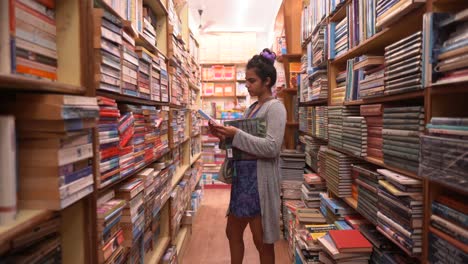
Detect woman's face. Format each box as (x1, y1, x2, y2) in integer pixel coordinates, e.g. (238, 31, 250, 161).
(245, 68, 269, 97)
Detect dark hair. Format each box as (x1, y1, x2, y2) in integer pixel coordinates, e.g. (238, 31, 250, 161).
(246, 48, 277, 89)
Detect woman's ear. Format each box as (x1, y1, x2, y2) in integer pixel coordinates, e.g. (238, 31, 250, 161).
(264, 77, 271, 88)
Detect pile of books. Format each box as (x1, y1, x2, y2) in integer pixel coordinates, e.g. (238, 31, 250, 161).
(160, 55, 170, 102)
(332, 71, 347, 105)
(420, 117, 468, 192)
(377, 169, 423, 256)
(282, 200, 306, 256)
(342, 116, 367, 157)
(316, 106, 328, 140)
(355, 56, 385, 98)
(308, 69, 328, 101)
(328, 106, 360, 150)
(312, 25, 327, 66)
(0, 215, 62, 262)
(123, 105, 146, 171)
(428, 193, 468, 263)
(118, 111, 135, 179)
(295, 223, 337, 264)
(116, 178, 145, 262)
(325, 148, 365, 198)
(280, 150, 306, 182)
(151, 56, 162, 101)
(5, 94, 98, 210)
(318, 146, 328, 180)
(384, 32, 423, 96)
(382, 106, 424, 173)
(331, 17, 349, 59)
(142, 106, 156, 163)
(360, 104, 384, 160)
(97, 191, 126, 263)
(135, 47, 153, 100)
(297, 207, 327, 224)
(302, 173, 327, 208)
(98, 96, 121, 187)
(152, 162, 173, 215)
(141, 5, 157, 45)
(298, 107, 309, 133)
(318, 230, 373, 263)
(352, 165, 382, 226)
(136, 168, 156, 256)
(319, 193, 357, 223)
(282, 180, 303, 200)
(122, 30, 139, 97)
(170, 182, 189, 240)
(170, 109, 186, 147)
(94, 9, 122, 93)
(301, 135, 328, 171)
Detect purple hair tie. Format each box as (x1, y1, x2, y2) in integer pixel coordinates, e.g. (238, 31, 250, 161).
(260, 51, 276, 63)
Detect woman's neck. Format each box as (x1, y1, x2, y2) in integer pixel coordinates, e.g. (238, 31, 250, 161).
(257, 92, 273, 104)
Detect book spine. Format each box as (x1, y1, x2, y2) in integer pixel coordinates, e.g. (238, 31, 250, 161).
(432, 201, 468, 228)
(0, 116, 17, 224)
(58, 143, 94, 166)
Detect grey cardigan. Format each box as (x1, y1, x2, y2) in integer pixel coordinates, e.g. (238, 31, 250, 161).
(232, 99, 286, 243)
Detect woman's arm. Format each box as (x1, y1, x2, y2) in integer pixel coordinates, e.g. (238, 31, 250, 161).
(231, 102, 286, 158)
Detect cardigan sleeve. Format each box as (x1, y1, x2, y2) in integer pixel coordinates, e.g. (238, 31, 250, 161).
(231, 101, 286, 158)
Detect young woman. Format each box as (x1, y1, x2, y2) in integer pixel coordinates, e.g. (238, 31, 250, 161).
(209, 48, 286, 264)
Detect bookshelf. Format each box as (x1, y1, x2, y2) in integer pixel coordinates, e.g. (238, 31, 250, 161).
(293, 0, 468, 263)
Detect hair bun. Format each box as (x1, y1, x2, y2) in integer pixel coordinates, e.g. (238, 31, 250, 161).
(260, 48, 276, 65)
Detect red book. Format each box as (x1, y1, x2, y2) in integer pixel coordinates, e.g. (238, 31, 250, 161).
(328, 230, 373, 253)
(344, 215, 370, 229)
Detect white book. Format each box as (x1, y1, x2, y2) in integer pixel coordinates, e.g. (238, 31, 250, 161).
(0, 116, 16, 224)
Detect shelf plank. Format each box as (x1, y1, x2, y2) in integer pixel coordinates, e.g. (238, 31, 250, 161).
(282, 88, 298, 94)
(144, 236, 170, 264)
(343, 90, 424, 105)
(299, 99, 328, 106)
(190, 153, 202, 165)
(188, 81, 200, 91)
(329, 0, 350, 22)
(429, 82, 468, 95)
(0, 210, 54, 242)
(175, 225, 190, 254)
(201, 80, 236, 83)
(286, 122, 299, 126)
(0, 74, 85, 94)
(171, 164, 191, 189)
(143, 0, 168, 16)
(96, 90, 168, 106)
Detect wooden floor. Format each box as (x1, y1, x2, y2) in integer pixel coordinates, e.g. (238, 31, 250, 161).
(181, 188, 291, 264)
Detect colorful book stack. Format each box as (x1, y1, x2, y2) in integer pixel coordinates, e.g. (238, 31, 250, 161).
(151, 55, 162, 101)
(319, 193, 357, 223)
(318, 146, 328, 180)
(282, 200, 305, 256)
(342, 116, 367, 157)
(0, 215, 62, 262)
(382, 106, 424, 173)
(302, 135, 328, 171)
(135, 47, 153, 100)
(325, 148, 365, 198)
(428, 194, 468, 264)
(316, 106, 328, 140)
(156, 108, 170, 156)
(328, 106, 360, 149)
(6, 94, 98, 210)
(298, 107, 308, 133)
(97, 96, 121, 187)
(116, 178, 145, 262)
(301, 55, 308, 73)
(344, 59, 358, 101)
(169, 67, 183, 105)
(318, 230, 373, 263)
(118, 111, 135, 179)
(136, 168, 156, 256)
(302, 173, 327, 208)
(122, 30, 139, 97)
(428, 9, 468, 85)
(352, 165, 382, 226)
(360, 104, 384, 160)
(160, 55, 170, 102)
(295, 223, 337, 264)
(96, 191, 126, 263)
(332, 71, 347, 104)
(377, 169, 423, 256)
(376, 0, 399, 23)
(141, 5, 157, 45)
(313, 25, 327, 66)
(420, 117, 468, 192)
(93, 9, 123, 93)
(132, 106, 147, 171)
(308, 69, 328, 101)
(152, 163, 173, 215)
(170, 109, 186, 147)
(384, 31, 423, 96)
(331, 17, 348, 59)
(355, 56, 385, 98)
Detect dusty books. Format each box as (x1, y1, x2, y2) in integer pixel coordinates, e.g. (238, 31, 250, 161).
(342, 116, 367, 157)
(360, 104, 384, 160)
(280, 150, 306, 182)
(135, 47, 153, 100)
(356, 56, 385, 99)
(328, 106, 360, 150)
(302, 172, 327, 208)
(301, 135, 328, 172)
(352, 165, 383, 226)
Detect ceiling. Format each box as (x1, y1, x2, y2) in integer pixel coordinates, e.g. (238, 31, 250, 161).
(188, 0, 282, 33)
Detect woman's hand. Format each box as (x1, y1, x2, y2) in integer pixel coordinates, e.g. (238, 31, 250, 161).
(212, 124, 239, 139)
(208, 121, 226, 140)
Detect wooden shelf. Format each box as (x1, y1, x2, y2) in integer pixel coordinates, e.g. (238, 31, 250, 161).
(299, 99, 328, 106)
(175, 225, 190, 254)
(171, 164, 191, 189)
(190, 153, 202, 165)
(96, 90, 168, 106)
(331, 6, 424, 65)
(376, 226, 418, 258)
(0, 74, 85, 94)
(286, 122, 299, 126)
(136, 33, 157, 53)
(201, 95, 246, 99)
(343, 197, 358, 210)
(144, 236, 170, 264)
(143, 0, 168, 16)
(282, 88, 298, 94)
(329, 0, 350, 22)
(0, 210, 54, 243)
(428, 178, 468, 196)
(343, 90, 424, 105)
(189, 81, 200, 91)
(203, 183, 231, 189)
(298, 130, 329, 142)
(429, 82, 468, 95)
(201, 80, 236, 83)
(169, 103, 185, 109)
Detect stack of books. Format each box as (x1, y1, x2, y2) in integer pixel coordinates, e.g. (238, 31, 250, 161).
(94, 9, 122, 93)
(420, 117, 468, 192)
(382, 106, 424, 173)
(0, 215, 62, 262)
(318, 146, 328, 180)
(156, 108, 170, 156)
(169, 109, 186, 147)
(352, 165, 382, 226)
(6, 94, 98, 209)
(331, 0, 348, 14)
(12, 1, 58, 80)
(116, 178, 145, 262)
(97, 96, 121, 187)
(320, 193, 357, 223)
(360, 104, 384, 160)
(302, 173, 327, 208)
(136, 168, 156, 256)
(331, 17, 349, 59)
(152, 163, 173, 214)
(328, 106, 360, 150)
(313, 25, 327, 66)
(280, 150, 306, 182)
(118, 111, 135, 179)
(297, 207, 327, 224)
(151, 56, 162, 101)
(298, 107, 310, 133)
(142, 5, 157, 45)
(376, 0, 399, 22)
(135, 47, 153, 100)
(97, 191, 126, 263)
(377, 169, 423, 256)
(384, 31, 423, 96)
(302, 135, 328, 171)
(122, 30, 139, 97)
(160, 55, 170, 102)
(308, 69, 328, 101)
(342, 116, 367, 157)
(282, 180, 303, 200)
(122, 105, 146, 171)
(355, 56, 385, 98)
(316, 106, 328, 140)
(318, 230, 373, 263)
(301, 55, 308, 73)
(332, 71, 347, 105)
(283, 200, 305, 256)
(142, 106, 156, 163)
(428, 194, 468, 263)
(325, 148, 365, 198)
(170, 66, 183, 105)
